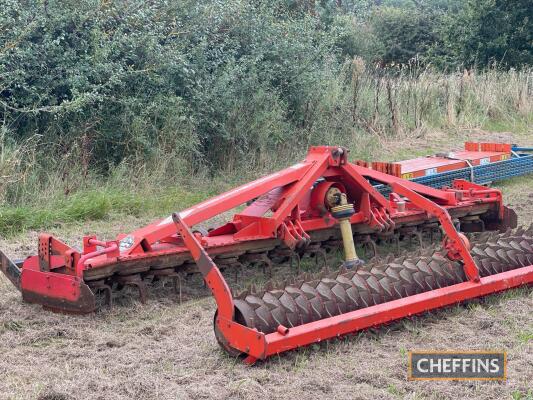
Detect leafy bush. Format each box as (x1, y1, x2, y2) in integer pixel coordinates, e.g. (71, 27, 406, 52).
(0, 0, 531, 214)
(437, 0, 533, 69)
(1, 1, 343, 172)
(368, 7, 440, 66)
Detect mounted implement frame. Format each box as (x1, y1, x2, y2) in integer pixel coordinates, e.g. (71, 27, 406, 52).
(1, 146, 530, 362)
(173, 191, 533, 363)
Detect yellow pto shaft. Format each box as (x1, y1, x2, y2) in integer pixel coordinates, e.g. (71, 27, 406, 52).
(330, 193, 363, 269)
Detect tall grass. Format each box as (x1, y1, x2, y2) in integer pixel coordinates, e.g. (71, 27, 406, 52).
(0, 67, 531, 236)
(0, 187, 213, 237)
(322, 60, 532, 140)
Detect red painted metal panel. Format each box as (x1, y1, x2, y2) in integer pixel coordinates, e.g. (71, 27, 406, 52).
(21, 269, 82, 302)
(261, 265, 533, 359)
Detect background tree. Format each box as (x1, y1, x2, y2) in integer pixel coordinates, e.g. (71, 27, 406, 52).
(438, 0, 533, 68)
(0, 0, 530, 186)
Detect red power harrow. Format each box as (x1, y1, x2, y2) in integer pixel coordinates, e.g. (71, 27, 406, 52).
(1, 146, 532, 363)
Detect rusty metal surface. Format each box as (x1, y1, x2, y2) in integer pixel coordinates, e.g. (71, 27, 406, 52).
(81, 212, 490, 282)
(0, 248, 21, 290)
(21, 282, 96, 314)
(501, 206, 518, 230)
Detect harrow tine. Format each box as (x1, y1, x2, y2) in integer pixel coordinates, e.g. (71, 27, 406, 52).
(264, 280, 274, 291)
(290, 252, 301, 275)
(315, 249, 328, 270)
(115, 275, 148, 304)
(89, 281, 113, 309)
(250, 283, 257, 295)
(175, 273, 183, 304)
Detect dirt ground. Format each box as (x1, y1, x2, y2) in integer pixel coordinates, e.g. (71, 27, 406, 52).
(0, 133, 532, 400)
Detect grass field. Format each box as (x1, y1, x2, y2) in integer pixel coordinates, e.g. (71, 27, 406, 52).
(0, 130, 532, 400)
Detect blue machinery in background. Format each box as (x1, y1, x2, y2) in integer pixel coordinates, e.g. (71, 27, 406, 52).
(374, 147, 533, 195)
(512, 145, 533, 152)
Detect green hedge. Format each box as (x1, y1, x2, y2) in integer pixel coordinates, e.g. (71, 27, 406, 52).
(0, 0, 530, 197)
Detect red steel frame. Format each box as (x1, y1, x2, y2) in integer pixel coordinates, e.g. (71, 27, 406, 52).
(111, 146, 503, 256)
(0, 146, 520, 316)
(175, 210, 533, 364)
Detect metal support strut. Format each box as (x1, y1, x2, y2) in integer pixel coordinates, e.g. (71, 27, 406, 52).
(390, 182, 480, 282)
